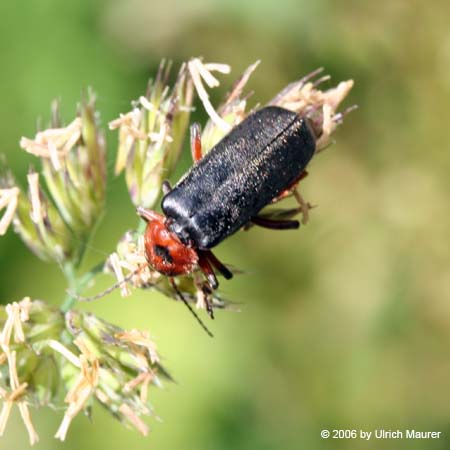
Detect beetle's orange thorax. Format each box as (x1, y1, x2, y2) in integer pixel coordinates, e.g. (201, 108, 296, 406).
(144, 216, 198, 276)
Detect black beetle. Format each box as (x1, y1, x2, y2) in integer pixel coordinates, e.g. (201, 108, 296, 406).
(137, 105, 316, 294)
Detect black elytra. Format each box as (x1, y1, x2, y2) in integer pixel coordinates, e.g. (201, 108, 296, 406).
(162, 106, 316, 249)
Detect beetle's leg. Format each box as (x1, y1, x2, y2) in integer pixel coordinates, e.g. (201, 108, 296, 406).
(136, 207, 163, 223)
(193, 273, 215, 319)
(270, 170, 312, 224)
(251, 216, 300, 230)
(201, 282, 215, 319)
(202, 250, 233, 280)
(162, 180, 172, 195)
(293, 188, 312, 225)
(190, 123, 203, 162)
(197, 251, 219, 290)
(272, 170, 309, 203)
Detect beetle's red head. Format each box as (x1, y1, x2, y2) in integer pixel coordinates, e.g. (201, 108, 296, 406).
(137, 208, 198, 277)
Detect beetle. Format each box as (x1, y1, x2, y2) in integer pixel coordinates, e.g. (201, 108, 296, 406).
(137, 105, 316, 324)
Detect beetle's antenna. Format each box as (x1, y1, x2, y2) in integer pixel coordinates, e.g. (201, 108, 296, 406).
(169, 277, 214, 338)
(70, 267, 143, 302)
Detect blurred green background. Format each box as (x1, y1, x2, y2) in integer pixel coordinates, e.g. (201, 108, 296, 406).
(1, 0, 450, 449)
